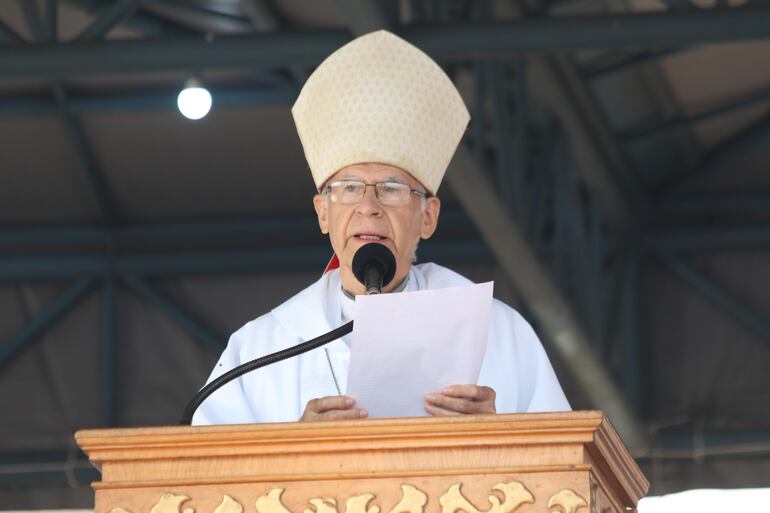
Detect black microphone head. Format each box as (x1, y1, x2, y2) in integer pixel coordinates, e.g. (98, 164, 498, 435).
(352, 243, 397, 291)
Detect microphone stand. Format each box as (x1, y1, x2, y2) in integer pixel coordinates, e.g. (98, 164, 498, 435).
(179, 321, 353, 425)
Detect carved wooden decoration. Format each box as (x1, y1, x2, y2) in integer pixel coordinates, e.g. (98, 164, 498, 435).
(547, 490, 588, 513)
(107, 482, 589, 513)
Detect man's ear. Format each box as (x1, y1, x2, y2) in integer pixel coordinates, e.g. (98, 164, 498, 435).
(313, 194, 329, 234)
(420, 196, 441, 240)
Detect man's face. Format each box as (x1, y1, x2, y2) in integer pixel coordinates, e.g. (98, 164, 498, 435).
(313, 163, 441, 293)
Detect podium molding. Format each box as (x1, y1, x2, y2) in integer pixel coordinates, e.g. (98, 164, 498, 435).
(76, 411, 648, 513)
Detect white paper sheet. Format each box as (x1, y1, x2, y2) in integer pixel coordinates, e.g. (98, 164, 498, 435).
(345, 281, 493, 418)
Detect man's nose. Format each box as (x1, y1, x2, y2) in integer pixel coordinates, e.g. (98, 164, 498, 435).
(356, 185, 383, 215)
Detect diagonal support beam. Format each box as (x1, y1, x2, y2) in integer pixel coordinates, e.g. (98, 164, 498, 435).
(19, 0, 47, 42)
(621, 251, 644, 415)
(119, 273, 225, 354)
(241, 0, 282, 31)
(0, 278, 96, 372)
(448, 147, 647, 449)
(20, 2, 120, 226)
(620, 84, 770, 143)
(45, 0, 58, 41)
(146, 0, 252, 29)
(63, 0, 198, 37)
(51, 82, 120, 225)
(77, 0, 140, 42)
(655, 252, 770, 345)
(0, 18, 25, 43)
(656, 111, 770, 197)
(335, 0, 393, 35)
(242, 0, 307, 85)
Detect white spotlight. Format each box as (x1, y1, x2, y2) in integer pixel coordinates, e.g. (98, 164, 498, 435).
(177, 79, 212, 120)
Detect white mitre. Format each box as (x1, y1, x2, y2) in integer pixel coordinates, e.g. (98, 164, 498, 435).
(291, 30, 470, 194)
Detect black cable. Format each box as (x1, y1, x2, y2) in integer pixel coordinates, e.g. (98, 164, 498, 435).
(179, 321, 353, 425)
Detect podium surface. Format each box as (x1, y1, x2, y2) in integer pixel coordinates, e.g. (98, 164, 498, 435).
(76, 411, 648, 513)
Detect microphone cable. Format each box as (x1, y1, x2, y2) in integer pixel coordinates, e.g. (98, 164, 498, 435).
(179, 321, 353, 425)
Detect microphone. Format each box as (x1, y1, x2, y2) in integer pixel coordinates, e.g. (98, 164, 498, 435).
(352, 243, 396, 295)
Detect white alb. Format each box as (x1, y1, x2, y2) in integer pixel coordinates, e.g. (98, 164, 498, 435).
(192, 263, 570, 425)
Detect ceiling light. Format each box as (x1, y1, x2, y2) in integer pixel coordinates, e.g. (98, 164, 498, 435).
(177, 79, 212, 120)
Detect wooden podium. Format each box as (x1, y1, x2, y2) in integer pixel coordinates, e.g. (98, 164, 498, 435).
(75, 411, 648, 513)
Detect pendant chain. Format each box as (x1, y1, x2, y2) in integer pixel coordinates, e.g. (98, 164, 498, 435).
(324, 347, 342, 396)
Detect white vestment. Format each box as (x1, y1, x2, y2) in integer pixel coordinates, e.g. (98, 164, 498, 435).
(192, 263, 570, 425)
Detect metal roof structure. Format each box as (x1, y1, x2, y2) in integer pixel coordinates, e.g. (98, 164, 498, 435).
(0, 0, 769, 508)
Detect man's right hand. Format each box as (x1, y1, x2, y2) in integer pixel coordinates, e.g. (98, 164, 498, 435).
(300, 396, 368, 421)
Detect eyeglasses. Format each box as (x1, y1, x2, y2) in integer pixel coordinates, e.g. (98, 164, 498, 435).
(324, 179, 428, 206)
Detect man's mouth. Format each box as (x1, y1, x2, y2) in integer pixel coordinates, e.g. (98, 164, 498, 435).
(353, 233, 387, 241)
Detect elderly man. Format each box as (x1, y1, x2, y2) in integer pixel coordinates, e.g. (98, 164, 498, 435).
(192, 30, 569, 425)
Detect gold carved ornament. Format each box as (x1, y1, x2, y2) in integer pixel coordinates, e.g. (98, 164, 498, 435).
(108, 481, 587, 513)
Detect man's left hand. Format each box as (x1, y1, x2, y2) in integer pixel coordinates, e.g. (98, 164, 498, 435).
(424, 384, 496, 416)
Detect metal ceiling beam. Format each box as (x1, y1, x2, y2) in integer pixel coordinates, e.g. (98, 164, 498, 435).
(0, 84, 299, 117)
(2, 8, 770, 79)
(0, 210, 474, 248)
(0, 239, 492, 281)
(581, 48, 681, 79)
(649, 226, 770, 251)
(658, 192, 770, 214)
(0, 216, 321, 247)
(2, 219, 764, 272)
(0, 451, 96, 486)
